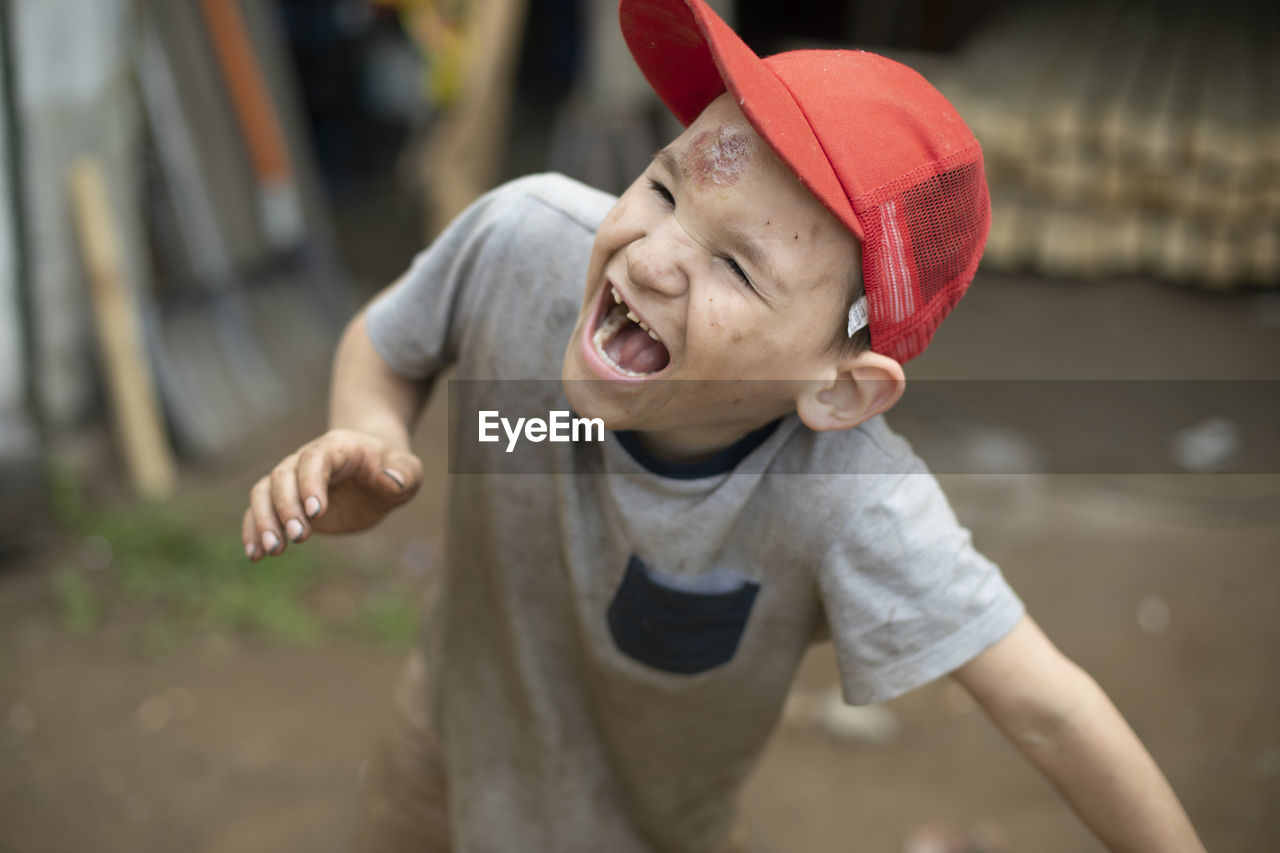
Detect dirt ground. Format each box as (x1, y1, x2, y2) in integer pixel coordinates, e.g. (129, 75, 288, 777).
(2, 271, 1278, 853)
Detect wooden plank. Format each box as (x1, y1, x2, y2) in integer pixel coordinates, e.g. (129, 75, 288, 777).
(67, 159, 177, 500)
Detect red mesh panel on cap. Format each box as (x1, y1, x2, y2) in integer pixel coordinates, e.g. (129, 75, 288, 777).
(857, 146, 991, 363)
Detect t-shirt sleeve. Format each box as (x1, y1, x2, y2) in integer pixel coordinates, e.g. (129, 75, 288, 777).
(816, 462, 1024, 705)
(364, 179, 527, 380)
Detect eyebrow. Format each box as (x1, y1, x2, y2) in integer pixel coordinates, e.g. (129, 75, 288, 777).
(655, 147, 681, 181)
(653, 147, 780, 293)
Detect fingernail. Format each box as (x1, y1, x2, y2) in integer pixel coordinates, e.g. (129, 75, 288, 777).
(245, 543, 258, 560)
(286, 519, 304, 542)
(384, 468, 405, 489)
(305, 496, 321, 518)
(263, 532, 281, 554)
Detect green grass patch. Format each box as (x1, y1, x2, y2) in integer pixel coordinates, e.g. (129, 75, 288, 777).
(44, 461, 424, 651)
(95, 501, 325, 644)
(47, 464, 328, 647)
(51, 564, 103, 635)
(354, 589, 419, 647)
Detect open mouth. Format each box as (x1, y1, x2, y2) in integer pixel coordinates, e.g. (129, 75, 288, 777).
(590, 285, 671, 377)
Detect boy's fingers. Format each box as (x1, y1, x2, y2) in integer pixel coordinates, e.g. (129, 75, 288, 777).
(270, 458, 310, 544)
(295, 445, 333, 520)
(249, 475, 286, 556)
(382, 449, 424, 498)
(241, 507, 262, 561)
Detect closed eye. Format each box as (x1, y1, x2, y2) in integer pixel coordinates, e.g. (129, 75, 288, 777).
(722, 256, 754, 291)
(647, 179, 674, 207)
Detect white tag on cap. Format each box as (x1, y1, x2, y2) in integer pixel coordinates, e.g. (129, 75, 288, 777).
(846, 296, 869, 337)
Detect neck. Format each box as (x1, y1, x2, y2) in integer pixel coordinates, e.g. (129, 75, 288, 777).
(630, 419, 776, 465)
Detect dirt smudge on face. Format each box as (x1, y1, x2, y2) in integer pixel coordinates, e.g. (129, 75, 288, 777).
(680, 125, 755, 190)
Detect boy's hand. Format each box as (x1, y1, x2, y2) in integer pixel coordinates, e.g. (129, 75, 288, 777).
(242, 429, 423, 560)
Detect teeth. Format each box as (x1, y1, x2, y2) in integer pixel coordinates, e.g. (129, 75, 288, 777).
(600, 287, 662, 348)
(591, 302, 663, 378)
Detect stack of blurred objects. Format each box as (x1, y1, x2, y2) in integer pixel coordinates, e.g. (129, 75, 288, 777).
(134, 0, 348, 460)
(0, 0, 353, 551)
(932, 0, 1278, 288)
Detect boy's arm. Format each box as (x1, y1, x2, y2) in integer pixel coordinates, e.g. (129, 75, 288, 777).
(242, 295, 430, 559)
(952, 614, 1206, 853)
(327, 299, 429, 446)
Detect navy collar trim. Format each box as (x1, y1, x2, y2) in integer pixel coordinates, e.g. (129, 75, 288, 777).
(613, 419, 782, 480)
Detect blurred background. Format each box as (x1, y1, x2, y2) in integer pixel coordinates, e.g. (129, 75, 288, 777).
(0, 1, 1277, 851)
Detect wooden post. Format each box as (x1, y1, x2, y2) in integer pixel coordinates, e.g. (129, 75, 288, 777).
(67, 158, 177, 501)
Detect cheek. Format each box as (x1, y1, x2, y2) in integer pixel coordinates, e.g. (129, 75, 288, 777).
(695, 294, 732, 339)
(586, 198, 639, 289)
(690, 295, 762, 355)
(599, 199, 630, 237)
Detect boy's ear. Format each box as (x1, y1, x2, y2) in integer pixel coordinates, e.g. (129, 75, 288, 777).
(795, 351, 905, 433)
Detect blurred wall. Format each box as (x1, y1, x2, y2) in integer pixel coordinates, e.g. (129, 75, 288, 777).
(0, 8, 23, 458)
(4, 0, 146, 430)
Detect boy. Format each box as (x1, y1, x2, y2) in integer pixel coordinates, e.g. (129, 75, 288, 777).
(242, 0, 1206, 850)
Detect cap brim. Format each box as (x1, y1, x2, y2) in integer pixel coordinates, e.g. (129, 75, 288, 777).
(620, 0, 862, 239)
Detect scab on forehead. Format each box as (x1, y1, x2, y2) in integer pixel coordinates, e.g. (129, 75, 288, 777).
(679, 125, 755, 189)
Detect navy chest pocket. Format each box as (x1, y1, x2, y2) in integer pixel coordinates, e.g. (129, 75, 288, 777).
(607, 555, 760, 675)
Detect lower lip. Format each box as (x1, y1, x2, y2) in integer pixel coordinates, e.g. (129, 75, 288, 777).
(578, 281, 668, 384)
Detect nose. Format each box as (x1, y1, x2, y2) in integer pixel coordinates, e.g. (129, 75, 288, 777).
(625, 217, 691, 298)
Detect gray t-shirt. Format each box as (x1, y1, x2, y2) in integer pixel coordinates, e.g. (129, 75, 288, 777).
(366, 174, 1024, 852)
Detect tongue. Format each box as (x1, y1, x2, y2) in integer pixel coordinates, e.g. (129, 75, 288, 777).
(605, 323, 670, 374)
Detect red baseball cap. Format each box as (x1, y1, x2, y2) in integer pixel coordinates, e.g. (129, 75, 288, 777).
(620, 0, 991, 363)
